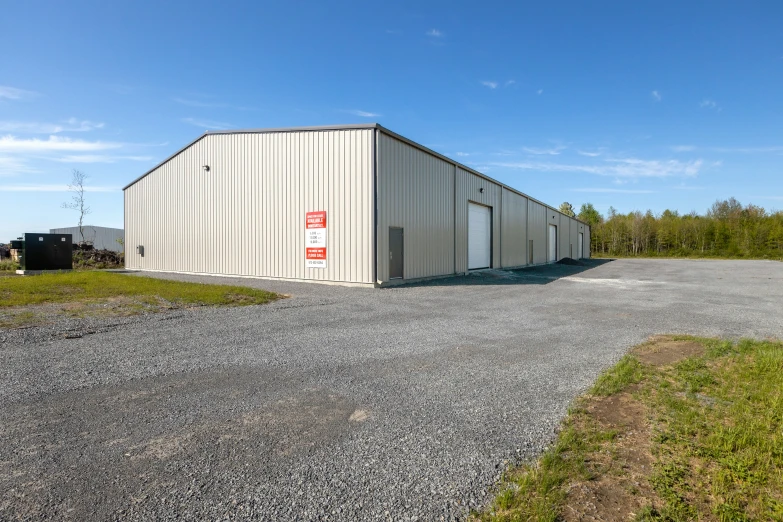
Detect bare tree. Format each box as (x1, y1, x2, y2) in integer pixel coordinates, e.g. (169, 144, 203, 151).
(62, 169, 91, 244)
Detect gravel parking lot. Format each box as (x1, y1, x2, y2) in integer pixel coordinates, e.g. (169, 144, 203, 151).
(1, 259, 782, 521)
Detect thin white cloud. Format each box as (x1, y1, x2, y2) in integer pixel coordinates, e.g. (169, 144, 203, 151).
(173, 97, 225, 108)
(426, 29, 443, 37)
(711, 146, 783, 153)
(492, 157, 703, 179)
(537, 89, 543, 95)
(481, 81, 498, 89)
(700, 99, 718, 109)
(522, 145, 566, 156)
(181, 117, 234, 130)
(577, 150, 602, 157)
(347, 110, 381, 118)
(455, 152, 470, 157)
(651, 90, 662, 102)
(0, 157, 39, 176)
(0, 118, 104, 134)
(172, 97, 253, 111)
(0, 184, 120, 192)
(505, 80, 516, 87)
(53, 155, 153, 163)
(572, 188, 657, 194)
(0, 86, 38, 100)
(671, 145, 695, 152)
(0, 135, 121, 152)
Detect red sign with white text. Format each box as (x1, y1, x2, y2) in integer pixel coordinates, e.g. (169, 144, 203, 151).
(305, 211, 327, 268)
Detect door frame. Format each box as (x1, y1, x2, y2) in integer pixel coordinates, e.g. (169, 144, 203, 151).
(389, 226, 404, 279)
(467, 201, 493, 270)
(548, 223, 558, 263)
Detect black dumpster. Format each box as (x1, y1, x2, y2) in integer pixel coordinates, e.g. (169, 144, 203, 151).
(19, 233, 73, 271)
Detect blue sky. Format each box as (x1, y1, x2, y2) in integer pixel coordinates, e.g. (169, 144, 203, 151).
(1, 1, 782, 241)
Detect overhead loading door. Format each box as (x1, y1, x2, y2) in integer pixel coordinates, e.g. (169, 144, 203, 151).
(548, 224, 557, 262)
(468, 203, 491, 269)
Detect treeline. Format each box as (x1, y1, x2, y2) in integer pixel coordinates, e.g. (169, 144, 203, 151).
(572, 198, 783, 259)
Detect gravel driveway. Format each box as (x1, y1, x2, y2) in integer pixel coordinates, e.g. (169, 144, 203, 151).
(1, 259, 782, 521)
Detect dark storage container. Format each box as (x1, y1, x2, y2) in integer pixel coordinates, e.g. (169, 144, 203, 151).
(19, 233, 73, 271)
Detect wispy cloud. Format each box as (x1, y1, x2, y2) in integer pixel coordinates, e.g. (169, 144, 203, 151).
(0, 86, 38, 100)
(172, 97, 253, 111)
(711, 146, 783, 153)
(0, 135, 121, 152)
(700, 99, 718, 109)
(0, 157, 39, 176)
(537, 89, 544, 95)
(426, 29, 443, 37)
(577, 150, 602, 157)
(346, 109, 381, 118)
(455, 152, 470, 157)
(0, 184, 120, 192)
(651, 90, 662, 102)
(481, 81, 498, 89)
(492, 157, 703, 179)
(181, 117, 234, 130)
(671, 145, 695, 152)
(505, 80, 516, 87)
(53, 155, 153, 164)
(0, 118, 104, 134)
(522, 145, 566, 156)
(572, 188, 657, 194)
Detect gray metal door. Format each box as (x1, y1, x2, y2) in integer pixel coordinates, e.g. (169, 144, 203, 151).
(389, 227, 403, 279)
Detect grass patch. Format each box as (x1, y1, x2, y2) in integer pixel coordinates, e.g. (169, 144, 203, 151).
(0, 258, 19, 272)
(0, 271, 280, 327)
(474, 336, 783, 521)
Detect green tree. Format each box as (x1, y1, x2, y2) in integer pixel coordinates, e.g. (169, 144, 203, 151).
(559, 202, 575, 217)
(577, 203, 602, 226)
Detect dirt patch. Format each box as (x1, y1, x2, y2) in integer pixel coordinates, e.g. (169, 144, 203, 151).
(563, 391, 659, 521)
(634, 336, 705, 366)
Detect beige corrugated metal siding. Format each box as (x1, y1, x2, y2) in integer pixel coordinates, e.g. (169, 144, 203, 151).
(376, 133, 455, 282)
(569, 217, 579, 259)
(500, 189, 528, 267)
(124, 130, 374, 283)
(574, 221, 586, 259)
(528, 200, 547, 265)
(455, 168, 502, 273)
(559, 214, 571, 261)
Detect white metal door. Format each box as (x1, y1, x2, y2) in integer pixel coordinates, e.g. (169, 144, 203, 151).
(548, 224, 557, 262)
(578, 233, 584, 259)
(468, 203, 491, 269)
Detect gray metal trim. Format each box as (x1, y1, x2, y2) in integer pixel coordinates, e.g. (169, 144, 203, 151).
(121, 122, 590, 227)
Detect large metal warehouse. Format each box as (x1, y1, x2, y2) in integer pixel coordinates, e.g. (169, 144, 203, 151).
(124, 124, 590, 286)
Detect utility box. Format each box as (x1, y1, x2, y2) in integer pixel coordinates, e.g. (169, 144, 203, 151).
(19, 233, 73, 271)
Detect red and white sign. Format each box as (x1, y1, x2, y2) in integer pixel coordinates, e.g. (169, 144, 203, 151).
(305, 211, 327, 268)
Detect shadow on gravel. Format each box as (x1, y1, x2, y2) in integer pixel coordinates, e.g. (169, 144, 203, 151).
(398, 258, 615, 288)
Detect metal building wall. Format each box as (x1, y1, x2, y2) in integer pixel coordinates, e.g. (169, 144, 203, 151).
(124, 130, 374, 283)
(569, 218, 579, 259)
(559, 214, 571, 261)
(50, 226, 124, 252)
(375, 132, 456, 282)
(500, 188, 528, 267)
(455, 167, 502, 273)
(528, 200, 548, 265)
